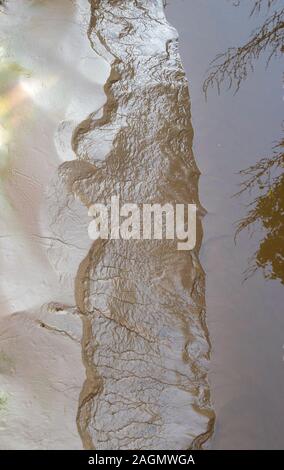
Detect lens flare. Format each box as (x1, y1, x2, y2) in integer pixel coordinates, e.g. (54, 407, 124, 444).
(0, 56, 57, 180)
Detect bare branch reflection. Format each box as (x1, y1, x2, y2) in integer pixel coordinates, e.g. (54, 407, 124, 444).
(203, 0, 283, 95)
(204, 0, 284, 284)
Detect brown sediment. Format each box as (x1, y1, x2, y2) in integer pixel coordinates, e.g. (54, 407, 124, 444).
(68, 0, 215, 449)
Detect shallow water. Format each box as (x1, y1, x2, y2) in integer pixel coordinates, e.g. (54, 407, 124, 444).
(74, 0, 213, 450)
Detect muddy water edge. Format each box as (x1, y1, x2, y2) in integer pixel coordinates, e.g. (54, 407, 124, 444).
(73, 0, 215, 450)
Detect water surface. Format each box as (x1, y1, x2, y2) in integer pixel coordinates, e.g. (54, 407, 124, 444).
(167, 0, 284, 449)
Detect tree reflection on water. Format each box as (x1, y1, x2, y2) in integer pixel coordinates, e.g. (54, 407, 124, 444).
(204, 0, 284, 284)
(235, 137, 284, 284)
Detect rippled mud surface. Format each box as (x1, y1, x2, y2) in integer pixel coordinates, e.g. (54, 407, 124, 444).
(69, 0, 214, 450)
(0, 0, 214, 449)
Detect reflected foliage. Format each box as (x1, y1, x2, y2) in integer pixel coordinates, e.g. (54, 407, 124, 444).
(204, 0, 284, 284)
(235, 137, 284, 284)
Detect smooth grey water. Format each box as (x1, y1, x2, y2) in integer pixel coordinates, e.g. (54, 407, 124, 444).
(167, 0, 284, 450)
